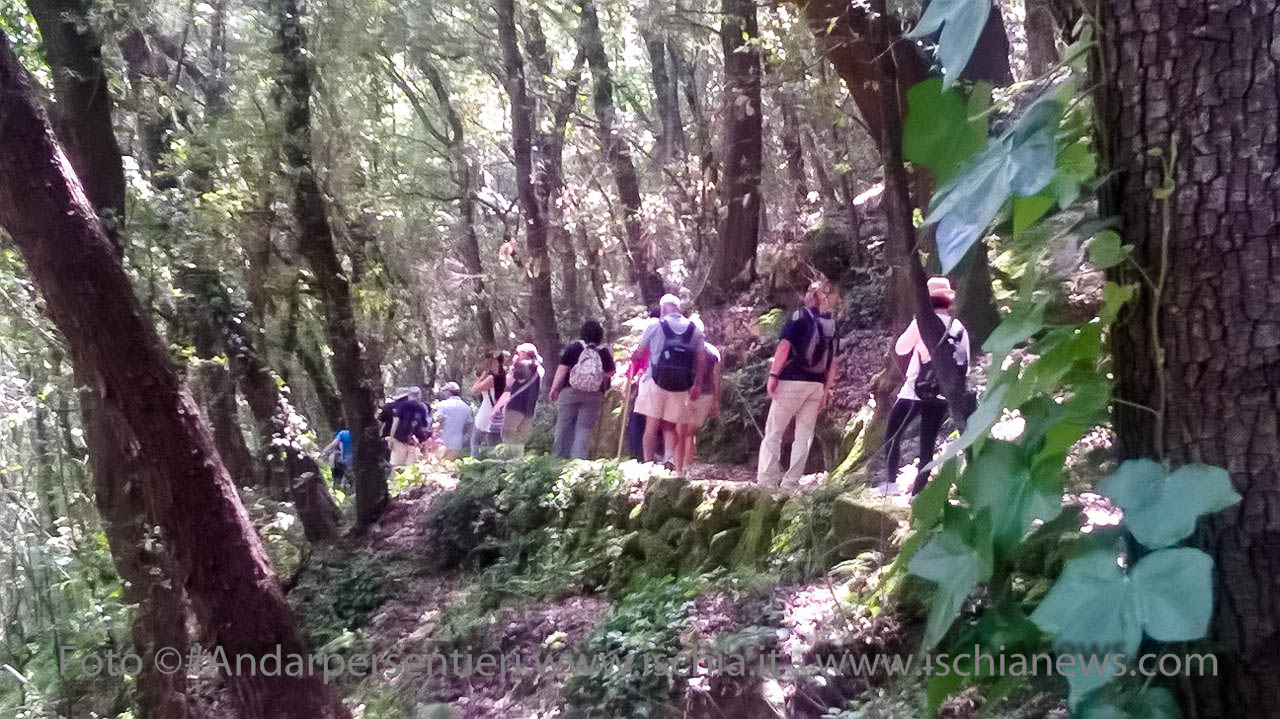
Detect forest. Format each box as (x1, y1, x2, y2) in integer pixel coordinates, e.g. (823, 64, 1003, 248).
(0, 0, 1277, 716)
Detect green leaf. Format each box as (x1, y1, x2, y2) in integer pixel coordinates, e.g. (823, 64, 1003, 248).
(906, 0, 992, 89)
(1130, 547, 1214, 642)
(1087, 230, 1132, 269)
(1100, 282, 1136, 323)
(1099, 460, 1241, 549)
(962, 441, 1061, 555)
(983, 299, 1048, 357)
(912, 455, 955, 529)
(1012, 193, 1054, 236)
(903, 78, 988, 182)
(1028, 548, 1140, 704)
(926, 96, 1063, 271)
(909, 510, 994, 649)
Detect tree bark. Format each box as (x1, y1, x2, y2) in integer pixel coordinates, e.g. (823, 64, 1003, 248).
(641, 29, 685, 163)
(1024, 0, 1059, 78)
(1100, 1, 1280, 715)
(497, 0, 561, 364)
(577, 0, 666, 309)
(276, 0, 387, 528)
(0, 30, 349, 718)
(703, 0, 763, 302)
(24, 0, 125, 245)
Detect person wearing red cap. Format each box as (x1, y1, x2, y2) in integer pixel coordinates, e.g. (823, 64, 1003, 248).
(879, 276, 970, 496)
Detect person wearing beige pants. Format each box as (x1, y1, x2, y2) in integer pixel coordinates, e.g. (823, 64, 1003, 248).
(757, 280, 839, 487)
(758, 380, 827, 486)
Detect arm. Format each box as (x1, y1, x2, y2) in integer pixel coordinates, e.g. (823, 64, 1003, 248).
(894, 318, 921, 356)
(471, 374, 494, 395)
(549, 364, 569, 401)
(492, 372, 516, 412)
(710, 362, 723, 418)
(689, 344, 707, 401)
(627, 345, 650, 380)
(766, 340, 792, 398)
(319, 436, 340, 461)
(387, 417, 400, 444)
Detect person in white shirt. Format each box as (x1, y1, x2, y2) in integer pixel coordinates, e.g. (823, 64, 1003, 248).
(880, 276, 970, 496)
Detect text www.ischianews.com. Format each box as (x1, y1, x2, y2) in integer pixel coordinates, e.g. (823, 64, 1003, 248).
(56, 644, 1218, 684)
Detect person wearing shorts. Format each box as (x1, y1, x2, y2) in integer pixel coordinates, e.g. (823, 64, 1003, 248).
(494, 343, 543, 456)
(630, 294, 706, 467)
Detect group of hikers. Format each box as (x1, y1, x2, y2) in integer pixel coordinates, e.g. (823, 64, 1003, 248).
(320, 275, 971, 497)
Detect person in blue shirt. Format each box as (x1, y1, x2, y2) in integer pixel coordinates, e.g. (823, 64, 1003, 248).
(434, 382, 473, 459)
(321, 428, 354, 490)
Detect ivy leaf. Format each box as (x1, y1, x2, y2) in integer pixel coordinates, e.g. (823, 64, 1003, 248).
(1087, 230, 1132, 269)
(962, 441, 1061, 555)
(926, 96, 1063, 271)
(909, 509, 994, 649)
(1130, 547, 1214, 642)
(906, 0, 992, 89)
(903, 78, 988, 182)
(1099, 460, 1241, 549)
(982, 298, 1048, 357)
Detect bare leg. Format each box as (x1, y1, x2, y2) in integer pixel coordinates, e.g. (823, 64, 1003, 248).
(642, 413, 661, 462)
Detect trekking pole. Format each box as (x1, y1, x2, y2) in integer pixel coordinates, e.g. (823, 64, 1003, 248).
(615, 375, 633, 459)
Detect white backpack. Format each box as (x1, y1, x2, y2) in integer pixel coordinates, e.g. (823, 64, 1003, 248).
(568, 342, 605, 392)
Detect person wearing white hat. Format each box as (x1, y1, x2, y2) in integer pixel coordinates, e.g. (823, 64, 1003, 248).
(434, 381, 472, 459)
(630, 293, 707, 468)
(879, 276, 970, 496)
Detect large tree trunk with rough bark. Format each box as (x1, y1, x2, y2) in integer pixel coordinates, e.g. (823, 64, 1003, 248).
(0, 31, 349, 718)
(704, 0, 763, 302)
(276, 0, 387, 528)
(1100, 1, 1280, 715)
(578, 0, 666, 308)
(497, 0, 560, 363)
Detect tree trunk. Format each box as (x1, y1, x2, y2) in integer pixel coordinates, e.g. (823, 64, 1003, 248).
(704, 0, 763, 302)
(0, 31, 349, 718)
(577, 0, 666, 309)
(404, 53, 497, 346)
(1099, 1, 1280, 715)
(293, 332, 347, 437)
(276, 0, 386, 528)
(779, 95, 809, 240)
(24, 0, 125, 245)
(1024, 0, 1059, 78)
(642, 29, 685, 163)
(497, 0, 560, 364)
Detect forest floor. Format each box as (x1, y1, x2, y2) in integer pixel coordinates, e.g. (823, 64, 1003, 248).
(323, 461, 913, 719)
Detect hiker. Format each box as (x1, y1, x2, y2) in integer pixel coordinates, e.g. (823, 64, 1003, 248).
(879, 276, 970, 496)
(676, 319, 721, 472)
(434, 382, 473, 460)
(631, 294, 706, 467)
(320, 427, 353, 491)
(385, 386, 430, 468)
(493, 342, 544, 456)
(757, 279, 839, 488)
(550, 320, 615, 459)
(623, 353, 662, 461)
(471, 350, 507, 456)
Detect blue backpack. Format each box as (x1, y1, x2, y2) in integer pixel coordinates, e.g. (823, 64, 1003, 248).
(652, 320, 697, 392)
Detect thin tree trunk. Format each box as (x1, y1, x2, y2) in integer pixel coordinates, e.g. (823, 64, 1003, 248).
(577, 0, 666, 308)
(779, 94, 809, 240)
(293, 332, 346, 436)
(0, 31, 349, 718)
(276, 0, 386, 528)
(1100, 0, 1280, 714)
(497, 0, 560, 364)
(704, 0, 763, 301)
(1024, 0, 1059, 78)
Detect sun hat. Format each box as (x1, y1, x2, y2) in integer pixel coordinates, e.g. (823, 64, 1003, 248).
(659, 293, 682, 312)
(927, 276, 956, 302)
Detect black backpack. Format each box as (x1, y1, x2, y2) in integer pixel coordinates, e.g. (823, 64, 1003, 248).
(915, 320, 965, 404)
(788, 307, 834, 375)
(652, 320, 697, 392)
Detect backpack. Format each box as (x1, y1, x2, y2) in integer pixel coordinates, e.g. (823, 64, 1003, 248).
(652, 320, 697, 392)
(788, 308, 834, 375)
(568, 342, 606, 392)
(915, 320, 965, 404)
